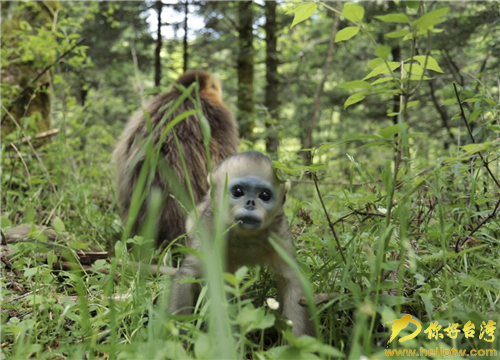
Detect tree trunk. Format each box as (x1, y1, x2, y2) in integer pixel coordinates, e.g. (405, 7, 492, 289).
(264, 1, 279, 155)
(390, 45, 401, 125)
(237, 1, 255, 141)
(183, 1, 189, 72)
(301, 12, 339, 165)
(154, 0, 163, 87)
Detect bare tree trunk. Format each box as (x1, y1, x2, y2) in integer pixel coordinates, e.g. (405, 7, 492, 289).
(183, 0, 189, 72)
(301, 12, 339, 165)
(154, 0, 163, 87)
(237, 1, 255, 141)
(391, 45, 401, 125)
(265, 1, 279, 155)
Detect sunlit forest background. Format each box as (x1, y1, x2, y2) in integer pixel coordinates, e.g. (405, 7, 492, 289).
(1, 1, 499, 359)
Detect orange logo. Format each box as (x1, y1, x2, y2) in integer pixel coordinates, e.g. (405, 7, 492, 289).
(385, 315, 422, 345)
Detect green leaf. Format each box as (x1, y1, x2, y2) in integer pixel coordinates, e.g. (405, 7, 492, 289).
(272, 161, 326, 175)
(338, 80, 372, 89)
(412, 55, 444, 73)
(413, 7, 449, 30)
(342, 4, 365, 22)
(371, 77, 395, 85)
(290, 3, 318, 28)
(315, 142, 341, 154)
(463, 98, 480, 103)
(235, 266, 249, 282)
(375, 45, 391, 58)
(344, 134, 383, 142)
(363, 62, 400, 80)
(405, 1, 420, 9)
(344, 92, 368, 108)
(375, 13, 410, 23)
(0, 216, 12, 230)
(379, 123, 409, 139)
(487, 125, 500, 132)
(54, 217, 65, 232)
(335, 27, 360, 42)
(485, 98, 497, 106)
(406, 100, 419, 109)
(24, 268, 38, 278)
(442, 98, 458, 105)
(385, 29, 410, 38)
(403, 63, 424, 76)
(462, 143, 486, 154)
(194, 334, 212, 359)
(367, 58, 385, 69)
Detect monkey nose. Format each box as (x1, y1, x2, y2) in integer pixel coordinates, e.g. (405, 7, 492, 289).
(245, 199, 256, 209)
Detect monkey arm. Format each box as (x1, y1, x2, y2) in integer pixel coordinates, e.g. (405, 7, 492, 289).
(168, 253, 202, 316)
(269, 226, 315, 337)
(273, 258, 315, 338)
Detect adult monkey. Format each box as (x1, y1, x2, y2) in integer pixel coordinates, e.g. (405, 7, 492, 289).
(113, 70, 238, 248)
(169, 151, 315, 337)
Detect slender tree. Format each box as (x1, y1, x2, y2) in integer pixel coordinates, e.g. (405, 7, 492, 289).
(264, 1, 279, 155)
(154, 0, 163, 87)
(237, 0, 255, 140)
(183, 0, 189, 72)
(302, 12, 339, 165)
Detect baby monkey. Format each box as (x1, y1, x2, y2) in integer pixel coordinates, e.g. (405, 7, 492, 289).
(169, 151, 314, 337)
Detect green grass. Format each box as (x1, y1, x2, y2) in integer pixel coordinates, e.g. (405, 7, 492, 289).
(2, 92, 500, 360)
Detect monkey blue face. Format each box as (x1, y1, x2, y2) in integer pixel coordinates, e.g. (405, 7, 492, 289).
(228, 176, 279, 231)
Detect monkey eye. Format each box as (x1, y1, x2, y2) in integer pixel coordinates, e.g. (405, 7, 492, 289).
(231, 186, 245, 198)
(259, 190, 272, 202)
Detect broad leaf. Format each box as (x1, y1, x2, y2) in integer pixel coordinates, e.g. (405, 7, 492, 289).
(385, 29, 410, 38)
(405, 1, 421, 9)
(375, 13, 410, 23)
(344, 91, 368, 108)
(413, 7, 449, 30)
(469, 109, 482, 122)
(403, 63, 424, 76)
(363, 62, 400, 80)
(375, 45, 391, 57)
(335, 26, 359, 42)
(338, 80, 372, 89)
(0, 216, 12, 230)
(54, 217, 66, 232)
(342, 4, 365, 22)
(367, 58, 385, 69)
(371, 77, 396, 85)
(290, 3, 318, 28)
(379, 123, 409, 139)
(412, 55, 444, 73)
(406, 100, 419, 109)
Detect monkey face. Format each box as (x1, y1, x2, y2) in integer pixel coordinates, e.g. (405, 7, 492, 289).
(227, 176, 280, 231)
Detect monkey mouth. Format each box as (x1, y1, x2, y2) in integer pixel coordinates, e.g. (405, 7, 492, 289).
(235, 215, 262, 230)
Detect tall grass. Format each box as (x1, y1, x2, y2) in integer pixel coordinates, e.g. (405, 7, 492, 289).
(2, 76, 500, 359)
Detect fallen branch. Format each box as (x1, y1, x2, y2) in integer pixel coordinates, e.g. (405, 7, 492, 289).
(3, 225, 178, 276)
(17, 128, 60, 145)
(4, 224, 62, 243)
